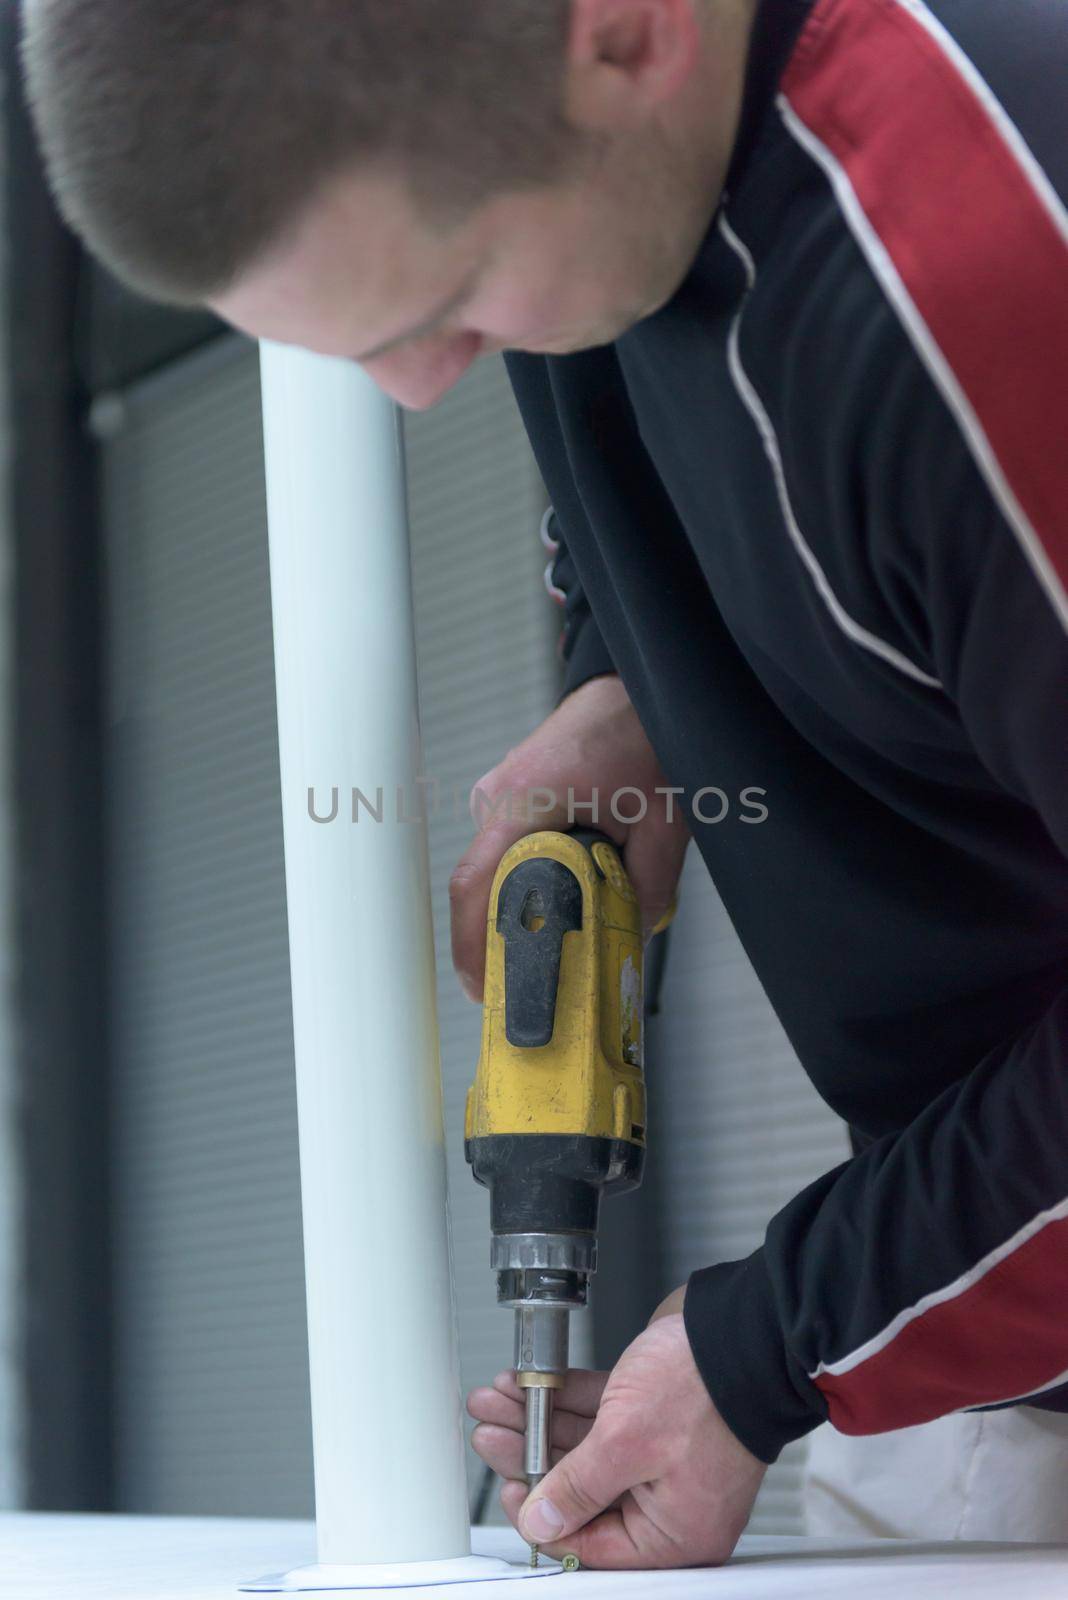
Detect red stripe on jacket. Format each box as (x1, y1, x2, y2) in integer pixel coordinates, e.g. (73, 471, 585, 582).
(782, 0, 1068, 611)
(815, 1213, 1068, 1433)
(783, 0, 1068, 1430)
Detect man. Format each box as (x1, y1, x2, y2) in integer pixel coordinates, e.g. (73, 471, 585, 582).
(22, 0, 1068, 1569)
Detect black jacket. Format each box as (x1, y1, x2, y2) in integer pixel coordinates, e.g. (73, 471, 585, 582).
(503, 0, 1068, 1462)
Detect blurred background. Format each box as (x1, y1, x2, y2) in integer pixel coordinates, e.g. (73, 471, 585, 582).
(0, 9, 847, 1534)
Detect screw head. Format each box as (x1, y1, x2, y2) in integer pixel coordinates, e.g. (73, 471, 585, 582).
(562, 1553, 581, 1572)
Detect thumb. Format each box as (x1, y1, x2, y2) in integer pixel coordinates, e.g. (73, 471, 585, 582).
(518, 1420, 632, 1546)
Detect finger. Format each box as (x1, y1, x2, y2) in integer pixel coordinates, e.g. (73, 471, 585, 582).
(505, 1483, 698, 1572)
(620, 820, 690, 942)
(467, 1386, 524, 1430)
(470, 1424, 568, 1482)
(516, 1417, 636, 1552)
(467, 1390, 597, 1452)
(449, 810, 556, 1001)
(451, 749, 612, 1002)
(499, 1478, 625, 1524)
(491, 1368, 610, 1418)
(501, 1481, 650, 1569)
(448, 827, 508, 1003)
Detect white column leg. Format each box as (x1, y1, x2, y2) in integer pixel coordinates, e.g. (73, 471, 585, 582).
(258, 343, 469, 1568)
(252, 345, 557, 1591)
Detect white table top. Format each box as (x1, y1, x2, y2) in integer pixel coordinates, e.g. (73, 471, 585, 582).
(3, 1515, 1067, 1598)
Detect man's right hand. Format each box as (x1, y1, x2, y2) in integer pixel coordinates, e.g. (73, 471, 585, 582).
(450, 673, 690, 1002)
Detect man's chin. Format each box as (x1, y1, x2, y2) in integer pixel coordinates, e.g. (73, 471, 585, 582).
(520, 312, 650, 357)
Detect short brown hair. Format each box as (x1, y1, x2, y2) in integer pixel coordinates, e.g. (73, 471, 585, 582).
(21, 0, 576, 304)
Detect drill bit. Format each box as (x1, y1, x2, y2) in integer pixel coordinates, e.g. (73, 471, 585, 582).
(527, 1469, 545, 1567)
(525, 1385, 553, 1569)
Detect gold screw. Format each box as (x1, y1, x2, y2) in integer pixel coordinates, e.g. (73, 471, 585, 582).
(562, 1553, 581, 1573)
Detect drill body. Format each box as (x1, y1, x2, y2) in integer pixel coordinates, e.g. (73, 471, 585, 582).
(464, 828, 649, 1535)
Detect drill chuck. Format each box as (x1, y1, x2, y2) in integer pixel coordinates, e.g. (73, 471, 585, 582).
(491, 1230, 596, 1308)
(494, 1232, 589, 1433)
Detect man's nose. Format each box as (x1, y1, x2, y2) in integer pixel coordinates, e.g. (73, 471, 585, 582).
(363, 331, 483, 411)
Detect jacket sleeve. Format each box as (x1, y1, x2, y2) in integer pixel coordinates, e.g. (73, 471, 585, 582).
(684, 347, 1068, 1465)
(540, 505, 618, 705)
(504, 347, 619, 706)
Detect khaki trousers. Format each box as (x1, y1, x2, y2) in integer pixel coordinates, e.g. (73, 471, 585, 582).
(803, 1409, 1068, 1542)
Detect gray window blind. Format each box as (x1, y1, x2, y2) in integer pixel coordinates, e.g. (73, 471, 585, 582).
(103, 343, 310, 1516)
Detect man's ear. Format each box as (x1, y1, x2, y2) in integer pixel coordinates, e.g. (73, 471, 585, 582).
(563, 0, 704, 133)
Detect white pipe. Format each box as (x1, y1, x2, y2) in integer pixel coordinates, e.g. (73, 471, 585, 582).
(259, 344, 469, 1568)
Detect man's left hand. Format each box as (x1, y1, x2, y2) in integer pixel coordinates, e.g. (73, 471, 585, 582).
(466, 1293, 766, 1569)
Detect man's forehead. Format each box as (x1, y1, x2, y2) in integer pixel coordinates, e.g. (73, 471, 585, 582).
(211, 168, 469, 348)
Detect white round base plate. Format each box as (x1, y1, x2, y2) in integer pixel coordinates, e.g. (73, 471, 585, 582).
(240, 1552, 562, 1591)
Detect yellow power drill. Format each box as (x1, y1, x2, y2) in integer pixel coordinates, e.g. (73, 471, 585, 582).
(465, 826, 675, 1562)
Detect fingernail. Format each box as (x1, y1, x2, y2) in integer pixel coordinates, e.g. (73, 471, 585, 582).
(522, 1499, 564, 1542)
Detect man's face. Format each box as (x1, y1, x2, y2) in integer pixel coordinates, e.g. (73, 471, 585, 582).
(212, 153, 705, 411)
(212, 0, 754, 409)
